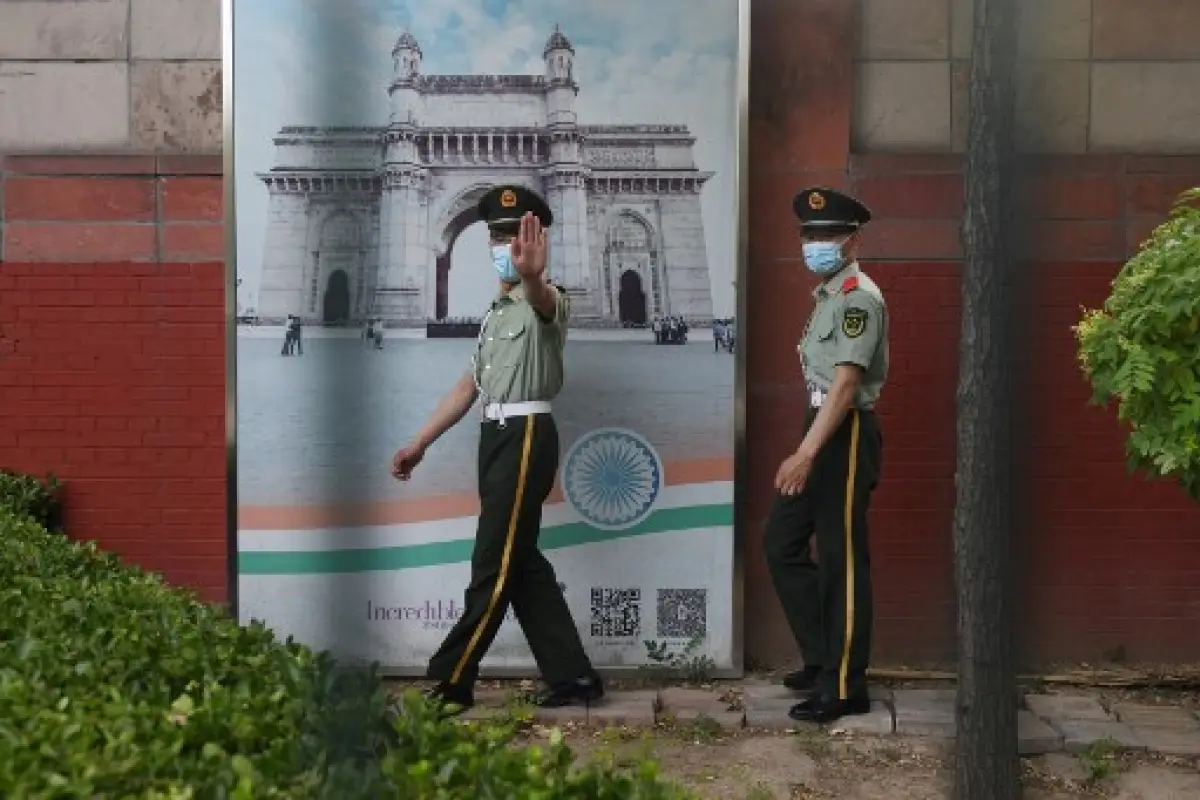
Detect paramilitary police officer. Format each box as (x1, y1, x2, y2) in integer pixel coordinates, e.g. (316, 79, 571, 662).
(764, 186, 889, 724)
(390, 184, 604, 713)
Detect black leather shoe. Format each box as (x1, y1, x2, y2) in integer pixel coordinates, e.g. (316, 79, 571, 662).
(782, 665, 822, 692)
(534, 672, 605, 708)
(788, 693, 871, 724)
(424, 681, 474, 715)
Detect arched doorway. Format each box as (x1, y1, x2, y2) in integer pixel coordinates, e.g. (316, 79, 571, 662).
(435, 182, 549, 320)
(438, 194, 487, 320)
(604, 212, 660, 321)
(310, 212, 365, 321)
(323, 269, 350, 323)
(618, 270, 648, 326)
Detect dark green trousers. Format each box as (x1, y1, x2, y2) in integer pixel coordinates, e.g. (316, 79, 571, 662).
(427, 413, 593, 687)
(764, 408, 882, 700)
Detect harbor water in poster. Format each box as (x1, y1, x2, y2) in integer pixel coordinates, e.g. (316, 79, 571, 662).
(233, 0, 741, 672)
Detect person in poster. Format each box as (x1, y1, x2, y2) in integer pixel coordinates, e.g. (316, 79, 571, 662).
(764, 187, 888, 724)
(390, 185, 604, 712)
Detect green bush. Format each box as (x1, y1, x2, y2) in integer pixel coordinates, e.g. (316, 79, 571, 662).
(0, 469, 62, 529)
(382, 694, 690, 799)
(0, 506, 689, 799)
(1075, 189, 1200, 500)
(0, 508, 394, 798)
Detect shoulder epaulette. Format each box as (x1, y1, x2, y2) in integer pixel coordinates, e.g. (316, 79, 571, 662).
(839, 276, 859, 295)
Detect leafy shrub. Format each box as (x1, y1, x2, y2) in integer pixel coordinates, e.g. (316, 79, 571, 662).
(0, 508, 690, 798)
(0, 469, 62, 530)
(382, 693, 690, 798)
(0, 508, 395, 798)
(1075, 189, 1200, 499)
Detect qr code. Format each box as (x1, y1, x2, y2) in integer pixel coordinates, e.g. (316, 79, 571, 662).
(656, 589, 707, 639)
(590, 587, 641, 638)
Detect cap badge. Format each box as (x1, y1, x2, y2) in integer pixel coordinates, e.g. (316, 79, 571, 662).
(499, 189, 517, 208)
(808, 192, 826, 210)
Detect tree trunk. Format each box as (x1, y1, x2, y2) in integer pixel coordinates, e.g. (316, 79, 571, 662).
(954, 0, 1020, 798)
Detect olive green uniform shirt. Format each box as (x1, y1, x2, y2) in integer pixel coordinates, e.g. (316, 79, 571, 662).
(473, 282, 570, 404)
(799, 262, 889, 409)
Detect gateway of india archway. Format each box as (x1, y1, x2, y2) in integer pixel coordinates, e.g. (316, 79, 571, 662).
(254, 27, 714, 326)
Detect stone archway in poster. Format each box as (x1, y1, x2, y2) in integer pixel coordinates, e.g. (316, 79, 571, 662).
(232, 0, 742, 674)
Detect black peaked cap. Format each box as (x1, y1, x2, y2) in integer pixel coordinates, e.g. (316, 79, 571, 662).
(792, 186, 872, 233)
(478, 184, 554, 232)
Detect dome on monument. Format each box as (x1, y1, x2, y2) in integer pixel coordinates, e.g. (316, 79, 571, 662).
(393, 30, 421, 55)
(543, 24, 573, 57)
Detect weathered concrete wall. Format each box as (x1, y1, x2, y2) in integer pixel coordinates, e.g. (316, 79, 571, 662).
(0, 0, 221, 154)
(0, 0, 223, 262)
(854, 0, 1200, 153)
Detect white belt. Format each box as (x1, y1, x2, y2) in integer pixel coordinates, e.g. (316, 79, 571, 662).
(483, 400, 551, 424)
(807, 389, 874, 413)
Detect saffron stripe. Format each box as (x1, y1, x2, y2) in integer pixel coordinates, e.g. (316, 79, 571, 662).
(237, 456, 733, 531)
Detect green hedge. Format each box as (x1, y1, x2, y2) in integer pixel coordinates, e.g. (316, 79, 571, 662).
(0, 469, 62, 530)
(0, 489, 689, 798)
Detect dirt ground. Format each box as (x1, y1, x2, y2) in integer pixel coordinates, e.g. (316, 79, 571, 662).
(402, 668, 1200, 798)
(556, 725, 1200, 799)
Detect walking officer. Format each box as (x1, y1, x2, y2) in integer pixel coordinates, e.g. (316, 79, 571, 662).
(764, 186, 889, 724)
(390, 184, 604, 713)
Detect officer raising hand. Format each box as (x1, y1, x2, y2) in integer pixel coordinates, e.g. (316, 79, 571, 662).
(510, 208, 549, 281)
(391, 184, 603, 716)
(764, 186, 890, 725)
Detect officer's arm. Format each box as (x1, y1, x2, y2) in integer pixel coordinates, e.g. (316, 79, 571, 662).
(523, 275, 560, 321)
(796, 296, 881, 461)
(411, 370, 479, 451)
(798, 367, 862, 461)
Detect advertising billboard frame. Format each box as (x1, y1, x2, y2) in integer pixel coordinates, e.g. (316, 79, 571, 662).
(222, 0, 751, 678)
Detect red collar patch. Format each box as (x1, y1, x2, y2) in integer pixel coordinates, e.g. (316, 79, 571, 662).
(839, 276, 859, 295)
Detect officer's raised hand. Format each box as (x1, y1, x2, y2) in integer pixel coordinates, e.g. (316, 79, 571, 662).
(510, 211, 548, 279)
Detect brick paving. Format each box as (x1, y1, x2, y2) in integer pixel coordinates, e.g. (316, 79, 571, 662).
(454, 681, 1200, 759)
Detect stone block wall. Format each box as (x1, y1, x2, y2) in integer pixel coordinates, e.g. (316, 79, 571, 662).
(0, 0, 221, 155)
(854, 0, 1200, 154)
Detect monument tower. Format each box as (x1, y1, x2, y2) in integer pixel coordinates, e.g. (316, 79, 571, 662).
(254, 27, 715, 327)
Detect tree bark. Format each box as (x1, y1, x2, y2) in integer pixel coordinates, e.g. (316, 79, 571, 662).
(954, 0, 1020, 798)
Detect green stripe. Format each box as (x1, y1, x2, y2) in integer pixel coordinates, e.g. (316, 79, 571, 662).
(238, 503, 732, 576)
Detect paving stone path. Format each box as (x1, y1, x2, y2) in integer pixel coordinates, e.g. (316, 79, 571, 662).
(460, 682, 1200, 759)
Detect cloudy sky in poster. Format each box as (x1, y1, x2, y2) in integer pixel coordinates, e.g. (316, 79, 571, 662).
(234, 0, 740, 317)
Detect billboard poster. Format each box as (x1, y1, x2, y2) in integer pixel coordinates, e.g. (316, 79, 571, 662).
(231, 0, 744, 673)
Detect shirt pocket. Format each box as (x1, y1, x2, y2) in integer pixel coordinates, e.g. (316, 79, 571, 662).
(487, 317, 528, 369)
(815, 313, 837, 342)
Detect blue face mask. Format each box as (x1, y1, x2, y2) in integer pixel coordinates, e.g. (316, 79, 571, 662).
(802, 241, 845, 276)
(491, 244, 519, 283)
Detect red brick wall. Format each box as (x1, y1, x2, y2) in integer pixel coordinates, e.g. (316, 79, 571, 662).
(0, 155, 229, 603)
(3, 1, 1199, 663)
(847, 154, 1200, 664)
